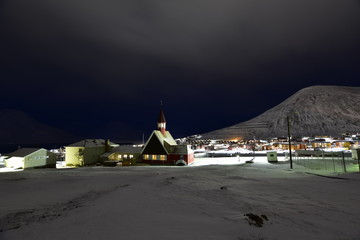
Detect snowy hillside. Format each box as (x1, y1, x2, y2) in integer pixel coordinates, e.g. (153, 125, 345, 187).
(0, 163, 360, 240)
(0, 110, 78, 144)
(202, 85, 360, 139)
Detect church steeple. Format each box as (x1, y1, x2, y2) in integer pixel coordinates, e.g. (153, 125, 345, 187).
(157, 101, 166, 135)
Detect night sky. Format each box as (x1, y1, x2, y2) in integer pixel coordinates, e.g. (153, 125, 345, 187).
(1, 0, 360, 142)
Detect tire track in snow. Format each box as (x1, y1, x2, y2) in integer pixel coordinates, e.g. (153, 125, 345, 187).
(0, 184, 130, 232)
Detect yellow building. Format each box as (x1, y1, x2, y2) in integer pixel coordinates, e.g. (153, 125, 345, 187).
(65, 139, 118, 167)
(270, 142, 307, 151)
(100, 145, 142, 166)
(311, 141, 332, 149)
(333, 140, 355, 149)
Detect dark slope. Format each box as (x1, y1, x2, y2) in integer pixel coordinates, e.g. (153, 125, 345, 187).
(0, 110, 79, 144)
(201, 86, 360, 139)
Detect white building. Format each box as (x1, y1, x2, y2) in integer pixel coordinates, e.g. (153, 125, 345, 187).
(4, 148, 56, 169)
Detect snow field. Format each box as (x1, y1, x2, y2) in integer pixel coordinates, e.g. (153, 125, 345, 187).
(0, 163, 360, 240)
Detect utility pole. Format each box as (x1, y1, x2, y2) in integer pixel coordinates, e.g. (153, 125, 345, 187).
(357, 149, 360, 173)
(287, 116, 293, 169)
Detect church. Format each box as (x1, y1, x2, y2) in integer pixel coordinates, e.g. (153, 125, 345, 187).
(141, 108, 194, 166)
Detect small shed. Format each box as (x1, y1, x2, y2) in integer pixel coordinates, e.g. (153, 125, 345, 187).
(267, 151, 278, 162)
(352, 149, 359, 160)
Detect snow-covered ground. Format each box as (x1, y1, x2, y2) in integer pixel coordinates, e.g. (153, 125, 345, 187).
(192, 155, 287, 166)
(1, 160, 360, 240)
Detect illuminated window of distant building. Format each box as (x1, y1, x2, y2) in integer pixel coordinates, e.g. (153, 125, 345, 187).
(143, 154, 150, 160)
(129, 155, 134, 159)
(152, 155, 157, 160)
(160, 155, 166, 161)
(124, 154, 127, 159)
(118, 154, 122, 159)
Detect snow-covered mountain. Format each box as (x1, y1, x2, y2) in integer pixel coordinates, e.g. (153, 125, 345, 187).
(0, 110, 78, 144)
(201, 86, 360, 139)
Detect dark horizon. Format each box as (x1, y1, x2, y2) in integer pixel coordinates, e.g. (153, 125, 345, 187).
(1, 1, 360, 142)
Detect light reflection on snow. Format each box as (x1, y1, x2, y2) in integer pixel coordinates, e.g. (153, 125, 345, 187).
(0, 167, 24, 173)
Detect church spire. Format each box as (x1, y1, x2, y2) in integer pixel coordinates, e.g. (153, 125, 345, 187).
(157, 101, 166, 135)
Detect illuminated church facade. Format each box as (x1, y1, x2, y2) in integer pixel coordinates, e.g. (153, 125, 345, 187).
(141, 108, 194, 166)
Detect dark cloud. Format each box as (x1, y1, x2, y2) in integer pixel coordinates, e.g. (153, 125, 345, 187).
(1, 0, 359, 139)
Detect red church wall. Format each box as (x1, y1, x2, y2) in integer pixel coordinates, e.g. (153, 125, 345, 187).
(168, 153, 194, 165)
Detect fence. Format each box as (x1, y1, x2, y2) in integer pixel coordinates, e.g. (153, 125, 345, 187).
(292, 150, 360, 173)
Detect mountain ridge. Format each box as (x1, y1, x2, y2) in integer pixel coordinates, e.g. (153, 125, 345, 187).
(200, 85, 360, 139)
(0, 109, 79, 144)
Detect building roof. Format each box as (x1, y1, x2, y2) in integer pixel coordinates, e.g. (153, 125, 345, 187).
(142, 130, 177, 155)
(158, 109, 166, 123)
(100, 145, 142, 158)
(100, 152, 112, 158)
(6, 148, 44, 157)
(310, 141, 331, 143)
(66, 139, 118, 148)
(332, 140, 354, 143)
(169, 145, 194, 155)
(110, 145, 142, 154)
(154, 130, 176, 145)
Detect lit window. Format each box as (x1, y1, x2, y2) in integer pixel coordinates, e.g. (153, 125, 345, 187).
(160, 155, 167, 161)
(143, 154, 150, 160)
(124, 154, 128, 159)
(152, 155, 157, 160)
(129, 155, 134, 159)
